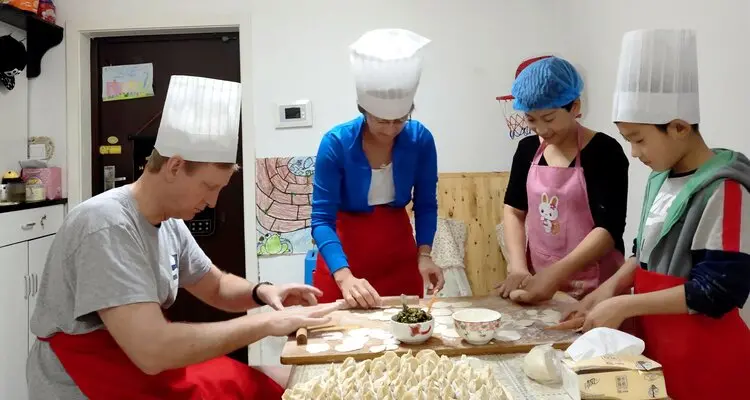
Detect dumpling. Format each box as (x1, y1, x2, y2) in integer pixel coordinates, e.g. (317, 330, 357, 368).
(413, 364, 427, 381)
(376, 383, 391, 399)
(416, 349, 440, 364)
(401, 386, 420, 400)
(447, 364, 461, 382)
(341, 357, 357, 370)
(358, 358, 373, 373)
(472, 386, 491, 400)
(406, 374, 419, 387)
(382, 351, 399, 363)
(281, 387, 307, 400)
(442, 384, 456, 399)
(309, 381, 326, 398)
(393, 383, 407, 398)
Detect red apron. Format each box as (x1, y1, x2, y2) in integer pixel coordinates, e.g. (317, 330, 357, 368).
(313, 206, 424, 302)
(39, 329, 284, 400)
(634, 267, 750, 400)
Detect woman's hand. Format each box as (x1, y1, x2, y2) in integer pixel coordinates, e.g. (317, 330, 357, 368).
(418, 256, 445, 295)
(493, 269, 531, 298)
(509, 266, 564, 304)
(334, 268, 382, 309)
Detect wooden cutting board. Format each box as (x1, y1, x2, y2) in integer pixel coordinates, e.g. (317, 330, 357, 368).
(281, 293, 580, 365)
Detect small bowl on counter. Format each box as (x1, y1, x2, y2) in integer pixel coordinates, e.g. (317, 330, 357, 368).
(452, 308, 502, 345)
(390, 312, 434, 345)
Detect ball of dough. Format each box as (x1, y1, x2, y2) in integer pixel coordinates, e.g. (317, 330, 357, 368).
(522, 344, 563, 385)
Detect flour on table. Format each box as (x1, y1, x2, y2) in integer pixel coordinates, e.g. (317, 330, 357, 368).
(525, 310, 539, 316)
(432, 302, 451, 309)
(494, 330, 522, 342)
(367, 312, 392, 321)
(305, 343, 331, 354)
(383, 308, 401, 314)
(515, 319, 534, 327)
(452, 301, 472, 308)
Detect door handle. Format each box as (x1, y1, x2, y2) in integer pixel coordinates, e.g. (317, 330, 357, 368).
(40, 215, 47, 229)
(33, 273, 38, 296)
(24, 275, 29, 300)
(21, 222, 36, 230)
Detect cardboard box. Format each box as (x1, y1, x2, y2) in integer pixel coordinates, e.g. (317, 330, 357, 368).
(561, 354, 668, 400)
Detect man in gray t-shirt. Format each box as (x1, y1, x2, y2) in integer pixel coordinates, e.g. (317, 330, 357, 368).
(26, 76, 339, 399)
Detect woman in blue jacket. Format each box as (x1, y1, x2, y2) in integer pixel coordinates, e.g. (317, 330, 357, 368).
(311, 29, 444, 308)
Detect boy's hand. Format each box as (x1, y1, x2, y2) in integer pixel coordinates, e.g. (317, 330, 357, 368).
(582, 295, 630, 332)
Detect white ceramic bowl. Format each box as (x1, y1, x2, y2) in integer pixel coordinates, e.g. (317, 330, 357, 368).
(389, 314, 434, 344)
(452, 308, 502, 345)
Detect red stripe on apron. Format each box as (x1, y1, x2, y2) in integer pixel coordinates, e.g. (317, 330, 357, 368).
(39, 329, 283, 400)
(313, 206, 423, 302)
(722, 180, 742, 252)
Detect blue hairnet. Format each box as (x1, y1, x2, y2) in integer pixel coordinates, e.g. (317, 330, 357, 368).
(511, 57, 583, 112)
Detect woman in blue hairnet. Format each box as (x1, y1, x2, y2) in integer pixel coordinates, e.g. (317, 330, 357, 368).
(494, 56, 629, 303)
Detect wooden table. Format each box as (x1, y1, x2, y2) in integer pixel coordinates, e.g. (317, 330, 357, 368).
(281, 293, 579, 365)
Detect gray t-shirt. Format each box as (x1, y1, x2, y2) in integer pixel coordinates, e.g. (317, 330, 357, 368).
(26, 185, 212, 399)
(639, 174, 692, 264)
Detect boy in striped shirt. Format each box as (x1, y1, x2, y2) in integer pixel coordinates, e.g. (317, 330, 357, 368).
(564, 29, 750, 400)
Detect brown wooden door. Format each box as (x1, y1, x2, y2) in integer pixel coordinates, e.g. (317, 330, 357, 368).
(90, 33, 248, 364)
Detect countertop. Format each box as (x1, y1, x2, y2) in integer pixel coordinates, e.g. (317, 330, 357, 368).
(0, 198, 67, 214)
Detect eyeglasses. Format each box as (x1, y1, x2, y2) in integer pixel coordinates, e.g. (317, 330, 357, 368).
(369, 113, 411, 127)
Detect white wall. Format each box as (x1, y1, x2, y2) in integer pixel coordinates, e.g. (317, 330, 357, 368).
(21, 0, 750, 364)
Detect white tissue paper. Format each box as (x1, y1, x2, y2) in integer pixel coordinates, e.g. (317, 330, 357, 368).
(523, 344, 565, 385)
(565, 327, 645, 362)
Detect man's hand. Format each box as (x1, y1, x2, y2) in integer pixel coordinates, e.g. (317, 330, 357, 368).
(493, 270, 531, 298)
(334, 268, 382, 309)
(419, 256, 445, 295)
(257, 283, 323, 310)
(263, 302, 343, 337)
(582, 295, 630, 332)
(509, 267, 563, 304)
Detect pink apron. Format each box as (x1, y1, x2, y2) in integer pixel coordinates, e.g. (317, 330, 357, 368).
(526, 126, 624, 299)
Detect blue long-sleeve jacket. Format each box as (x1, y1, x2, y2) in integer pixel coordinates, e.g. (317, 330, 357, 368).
(311, 115, 438, 274)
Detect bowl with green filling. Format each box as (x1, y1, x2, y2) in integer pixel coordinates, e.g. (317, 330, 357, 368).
(390, 303, 434, 344)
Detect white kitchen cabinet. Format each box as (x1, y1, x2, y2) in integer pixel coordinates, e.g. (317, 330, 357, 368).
(28, 234, 55, 351)
(0, 204, 65, 400)
(0, 242, 30, 400)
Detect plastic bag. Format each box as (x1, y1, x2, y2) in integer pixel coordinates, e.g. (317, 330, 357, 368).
(38, 0, 55, 24)
(7, 0, 39, 13)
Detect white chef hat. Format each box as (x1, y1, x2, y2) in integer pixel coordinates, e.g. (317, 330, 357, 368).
(612, 28, 700, 124)
(155, 75, 242, 163)
(350, 28, 431, 120)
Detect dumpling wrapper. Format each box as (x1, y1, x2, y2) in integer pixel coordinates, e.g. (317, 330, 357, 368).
(494, 330, 522, 342)
(305, 343, 330, 353)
